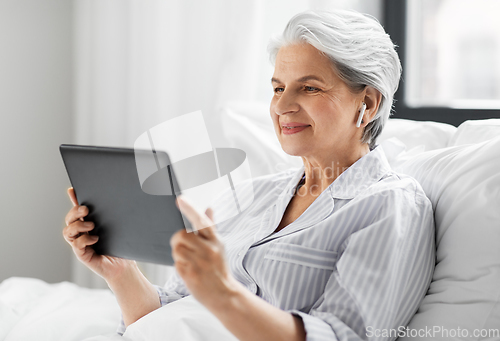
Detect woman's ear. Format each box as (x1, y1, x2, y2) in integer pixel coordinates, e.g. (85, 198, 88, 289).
(360, 86, 382, 126)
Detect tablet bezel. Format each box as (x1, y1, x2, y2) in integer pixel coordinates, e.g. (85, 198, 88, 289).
(60, 144, 186, 265)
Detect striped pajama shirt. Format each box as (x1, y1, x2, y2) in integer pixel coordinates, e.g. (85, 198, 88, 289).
(119, 146, 435, 341)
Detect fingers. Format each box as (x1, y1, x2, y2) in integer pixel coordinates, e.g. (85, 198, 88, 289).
(72, 233, 99, 253)
(170, 229, 199, 253)
(177, 196, 210, 227)
(171, 230, 220, 277)
(67, 187, 84, 222)
(63, 220, 95, 242)
(176, 196, 216, 239)
(63, 220, 99, 260)
(200, 208, 217, 238)
(205, 207, 214, 222)
(64, 187, 99, 261)
(65, 205, 89, 226)
(67, 187, 79, 206)
(171, 242, 195, 264)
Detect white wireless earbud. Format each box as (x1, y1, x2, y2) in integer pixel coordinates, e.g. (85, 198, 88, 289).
(356, 102, 366, 128)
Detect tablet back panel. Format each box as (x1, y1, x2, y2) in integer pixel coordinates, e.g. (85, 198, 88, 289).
(60, 144, 185, 265)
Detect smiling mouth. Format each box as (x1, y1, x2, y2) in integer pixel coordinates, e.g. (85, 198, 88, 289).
(281, 125, 310, 135)
(283, 125, 309, 129)
(281, 123, 310, 129)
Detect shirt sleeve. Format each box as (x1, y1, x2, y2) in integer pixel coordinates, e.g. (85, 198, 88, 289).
(290, 184, 435, 341)
(116, 269, 190, 335)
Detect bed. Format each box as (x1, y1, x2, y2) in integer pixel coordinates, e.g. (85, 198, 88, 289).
(1, 101, 499, 341)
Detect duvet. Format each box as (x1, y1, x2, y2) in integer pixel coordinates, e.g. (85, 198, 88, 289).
(0, 277, 237, 341)
(0, 277, 120, 341)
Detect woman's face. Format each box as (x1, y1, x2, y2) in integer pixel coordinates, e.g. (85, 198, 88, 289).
(270, 43, 364, 160)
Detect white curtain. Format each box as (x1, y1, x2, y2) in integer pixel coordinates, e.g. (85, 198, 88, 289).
(72, 0, 381, 288)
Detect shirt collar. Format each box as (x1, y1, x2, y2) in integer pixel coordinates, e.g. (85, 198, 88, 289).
(253, 146, 391, 244)
(329, 145, 392, 200)
(275, 145, 391, 212)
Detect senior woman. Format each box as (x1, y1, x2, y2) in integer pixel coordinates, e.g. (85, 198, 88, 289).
(63, 9, 435, 341)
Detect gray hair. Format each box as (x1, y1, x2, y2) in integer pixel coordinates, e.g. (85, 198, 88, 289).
(268, 10, 402, 148)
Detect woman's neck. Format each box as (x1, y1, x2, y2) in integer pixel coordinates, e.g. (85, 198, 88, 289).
(299, 144, 370, 196)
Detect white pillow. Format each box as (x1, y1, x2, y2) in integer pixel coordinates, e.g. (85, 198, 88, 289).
(449, 118, 500, 146)
(220, 103, 458, 179)
(378, 118, 457, 151)
(395, 137, 500, 340)
(219, 102, 500, 339)
(220, 101, 302, 178)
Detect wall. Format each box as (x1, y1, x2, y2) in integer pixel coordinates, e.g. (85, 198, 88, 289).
(0, 0, 383, 286)
(0, 0, 73, 283)
(254, 0, 384, 103)
(70, 0, 385, 288)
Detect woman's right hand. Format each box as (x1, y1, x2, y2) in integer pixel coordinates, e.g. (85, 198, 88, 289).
(63, 187, 134, 282)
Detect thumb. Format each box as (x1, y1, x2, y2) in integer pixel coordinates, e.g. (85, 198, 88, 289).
(67, 187, 79, 206)
(204, 207, 214, 223)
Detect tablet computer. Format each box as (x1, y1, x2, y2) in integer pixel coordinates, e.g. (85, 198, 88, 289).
(60, 144, 189, 265)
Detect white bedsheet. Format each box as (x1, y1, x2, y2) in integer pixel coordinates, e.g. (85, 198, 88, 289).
(0, 277, 121, 341)
(85, 295, 238, 341)
(0, 277, 238, 341)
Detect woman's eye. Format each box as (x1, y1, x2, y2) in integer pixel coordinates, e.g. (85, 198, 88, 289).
(305, 86, 319, 92)
(274, 87, 284, 93)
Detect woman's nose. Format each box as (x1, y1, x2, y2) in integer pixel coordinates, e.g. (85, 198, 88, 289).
(274, 90, 299, 116)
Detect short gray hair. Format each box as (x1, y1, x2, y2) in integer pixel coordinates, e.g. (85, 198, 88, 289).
(268, 9, 402, 148)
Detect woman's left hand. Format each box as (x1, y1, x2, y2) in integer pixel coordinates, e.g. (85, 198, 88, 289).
(171, 196, 238, 311)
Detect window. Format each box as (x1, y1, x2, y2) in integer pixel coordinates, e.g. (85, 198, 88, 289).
(384, 0, 500, 126)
